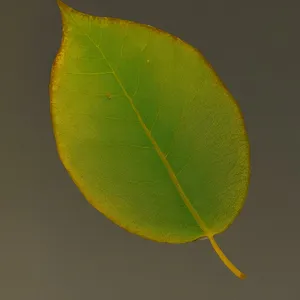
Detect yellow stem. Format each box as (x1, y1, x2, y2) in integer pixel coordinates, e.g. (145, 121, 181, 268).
(208, 235, 246, 279)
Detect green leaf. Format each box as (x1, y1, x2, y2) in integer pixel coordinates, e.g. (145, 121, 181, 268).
(50, 0, 250, 279)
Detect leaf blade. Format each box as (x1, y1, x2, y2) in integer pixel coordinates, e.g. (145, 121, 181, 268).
(50, 0, 250, 278)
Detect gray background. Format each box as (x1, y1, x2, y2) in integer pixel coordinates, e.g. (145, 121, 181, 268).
(1, 0, 299, 299)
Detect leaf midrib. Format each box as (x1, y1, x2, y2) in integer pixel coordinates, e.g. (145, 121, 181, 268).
(67, 12, 210, 235)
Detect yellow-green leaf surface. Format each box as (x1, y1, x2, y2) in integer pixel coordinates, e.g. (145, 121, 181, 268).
(50, 0, 250, 279)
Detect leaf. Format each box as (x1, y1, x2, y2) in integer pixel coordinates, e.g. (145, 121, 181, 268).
(50, 0, 250, 279)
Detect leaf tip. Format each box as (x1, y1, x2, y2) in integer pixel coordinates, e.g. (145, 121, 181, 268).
(57, 0, 68, 11)
(57, 0, 75, 16)
(56, 0, 78, 33)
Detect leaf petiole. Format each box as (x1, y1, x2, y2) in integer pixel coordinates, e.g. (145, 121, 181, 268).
(208, 235, 246, 279)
